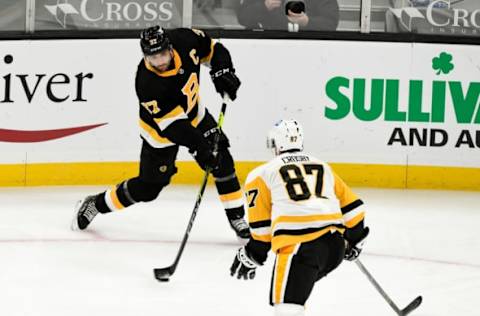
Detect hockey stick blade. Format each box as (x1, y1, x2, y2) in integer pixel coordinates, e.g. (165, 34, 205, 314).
(154, 267, 173, 282)
(401, 296, 422, 315)
(355, 259, 422, 316)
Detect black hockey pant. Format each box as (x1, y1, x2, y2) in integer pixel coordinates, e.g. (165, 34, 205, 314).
(94, 112, 245, 221)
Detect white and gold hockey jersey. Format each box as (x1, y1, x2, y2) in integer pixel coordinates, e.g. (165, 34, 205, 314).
(245, 151, 365, 252)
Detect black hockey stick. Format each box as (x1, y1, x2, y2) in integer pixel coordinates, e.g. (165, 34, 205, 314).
(355, 259, 422, 315)
(154, 95, 230, 282)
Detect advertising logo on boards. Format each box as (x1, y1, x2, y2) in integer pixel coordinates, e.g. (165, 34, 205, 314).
(0, 54, 107, 143)
(324, 52, 480, 149)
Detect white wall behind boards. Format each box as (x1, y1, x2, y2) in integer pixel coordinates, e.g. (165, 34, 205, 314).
(0, 38, 479, 168)
(222, 39, 480, 168)
(0, 39, 142, 163)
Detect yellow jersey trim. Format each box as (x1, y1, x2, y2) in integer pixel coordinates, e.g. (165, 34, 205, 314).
(345, 212, 365, 228)
(200, 40, 215, 64)
(272, 213, 343, 228)
(334, 171, 359, 208)
(272, 226, 345, 252)
(139, 119, 172, 144)
(246, 175, 272, 223)
(153, 105, 185, 123)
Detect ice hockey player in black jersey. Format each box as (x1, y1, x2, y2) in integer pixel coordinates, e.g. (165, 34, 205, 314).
(71, 26, 250, 240)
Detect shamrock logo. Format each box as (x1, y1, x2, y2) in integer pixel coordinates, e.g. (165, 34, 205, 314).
(432, 52, 454, 75)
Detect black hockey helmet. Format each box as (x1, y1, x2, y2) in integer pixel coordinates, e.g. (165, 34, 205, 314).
(140, 25, 171, 55)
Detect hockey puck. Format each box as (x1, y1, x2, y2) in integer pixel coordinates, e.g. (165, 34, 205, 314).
(158, 278, 170, 282)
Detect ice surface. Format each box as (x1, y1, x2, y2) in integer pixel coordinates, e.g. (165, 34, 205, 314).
(0, 185, 479, 316)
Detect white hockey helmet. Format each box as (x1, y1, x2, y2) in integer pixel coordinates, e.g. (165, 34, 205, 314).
(267, 119, 304, 156)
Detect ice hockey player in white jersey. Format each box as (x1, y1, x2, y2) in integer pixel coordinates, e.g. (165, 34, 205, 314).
(230, 119, 369, 316)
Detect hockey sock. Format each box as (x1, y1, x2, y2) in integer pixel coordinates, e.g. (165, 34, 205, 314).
(215, 173, 245, 219)
(97, 180, 136, 213)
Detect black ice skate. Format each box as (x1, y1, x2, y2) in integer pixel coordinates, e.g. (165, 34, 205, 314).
(71, 195, 99, 231)
(229, 217, 250, 241)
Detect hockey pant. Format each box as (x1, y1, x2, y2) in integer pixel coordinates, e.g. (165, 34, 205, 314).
(95, 111, 245, 220)
(270, 231, 345, 306)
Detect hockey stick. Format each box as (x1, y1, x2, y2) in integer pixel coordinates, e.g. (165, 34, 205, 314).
(355, 259, 422, 315)
(153, 95, 230, 282)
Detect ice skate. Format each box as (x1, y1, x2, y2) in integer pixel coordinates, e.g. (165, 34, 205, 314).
(229, 217, 250, 242)
(71, 195, 99, 231)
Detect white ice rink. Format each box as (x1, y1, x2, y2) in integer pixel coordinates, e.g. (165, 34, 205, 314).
(1, 185, 479, 316)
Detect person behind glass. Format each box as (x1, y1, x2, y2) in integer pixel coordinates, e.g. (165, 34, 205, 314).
(237, 0, 339, 31)
(71, 26, 250, 241)
(230, 120, 369, 316)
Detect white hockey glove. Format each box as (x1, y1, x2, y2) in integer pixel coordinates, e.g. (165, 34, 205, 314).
(230, 247, 258, 280)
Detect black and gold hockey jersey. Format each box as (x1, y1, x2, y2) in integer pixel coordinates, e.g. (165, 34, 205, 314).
(245, 152, 365, 252)
(135, 28, 232, 149)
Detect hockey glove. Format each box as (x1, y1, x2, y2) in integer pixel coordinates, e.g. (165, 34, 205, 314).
(203, 127, 229, 150)
(190, 145, 221, 172)
(210, 67, 241, 101)
(230, 247, 258, 280)
(344, 226, 369, 261)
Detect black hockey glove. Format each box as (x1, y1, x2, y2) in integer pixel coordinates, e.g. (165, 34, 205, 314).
(203, 127, 229, 150)
(189, 145, 221, 172)
(230, 247, 258, 280)
(344, 226, 369, 261)
(210, 67, 241, 101)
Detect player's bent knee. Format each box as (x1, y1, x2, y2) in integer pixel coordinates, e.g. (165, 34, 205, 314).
(212, 149, 235, 178)
(274, 304, 305, 316)
(128, 177, 170, 202)
(137, 185, 164, 202)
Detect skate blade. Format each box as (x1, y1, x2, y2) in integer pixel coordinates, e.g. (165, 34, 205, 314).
(70, 199, 83, 231)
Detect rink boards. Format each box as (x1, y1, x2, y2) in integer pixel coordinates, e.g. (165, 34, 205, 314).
(0, 38, 478, 190)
